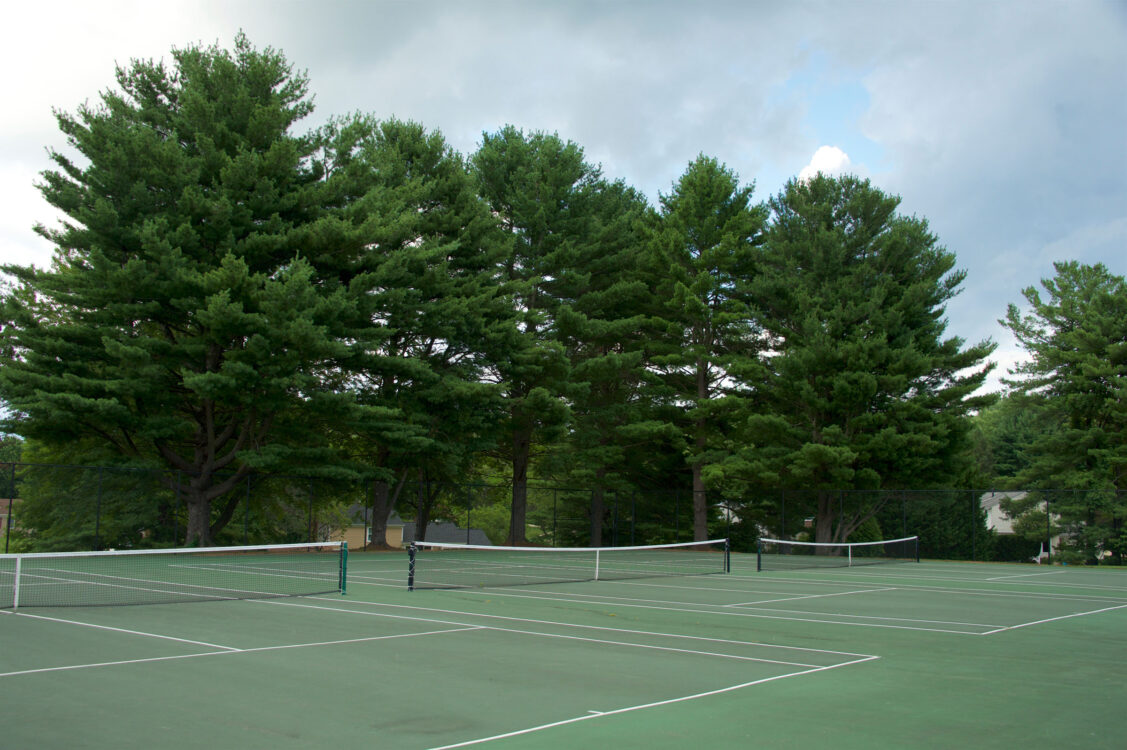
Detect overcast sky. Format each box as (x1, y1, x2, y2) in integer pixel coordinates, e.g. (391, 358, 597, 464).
(2, 0, 1124, 392)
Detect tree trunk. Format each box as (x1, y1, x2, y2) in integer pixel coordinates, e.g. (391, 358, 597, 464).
(691, 463, 709, 542)
(508, 427, 531, 545)
(184, 493, 212, 547)
(815, 490, 835, 550)
(414, 471, 434, 543)
(590, 486, 605, 548)
(369, 480, 393, 550)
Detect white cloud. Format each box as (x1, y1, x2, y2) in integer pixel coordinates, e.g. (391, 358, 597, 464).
(798, 145, 853, 182)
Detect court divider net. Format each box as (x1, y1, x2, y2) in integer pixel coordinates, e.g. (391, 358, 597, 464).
(407, 538, 729, 590)
(756, 535, 919, 572)
(0, 541, 346, 609)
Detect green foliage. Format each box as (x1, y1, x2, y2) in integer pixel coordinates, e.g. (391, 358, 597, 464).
(647, 155, 768, 540)
(6, 32, 1112, 559)
(472, 127, 602, 543)
(969, 395, 1046, 485)
(0, 35, 358, 545)
(1001, 261, 1127, 561)
(736, 175, 996, 542)
(0, 435, 21, 463)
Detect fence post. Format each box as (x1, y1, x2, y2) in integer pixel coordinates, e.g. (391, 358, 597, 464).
(631, 491, 636, 546)
(244, 474, 251, 546)
(612, 492, 618, 547)
(308, 478, 314, 543)
(95, 466, 104, 550)
(1046, 493, 1052, 565)
(675, 489, 680, 542)
(780, 488, 785, 539)
(970, 490, 976, 561)
(4, 463, 14, 553)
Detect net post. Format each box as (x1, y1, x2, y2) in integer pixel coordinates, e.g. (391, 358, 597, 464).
(848, 545, 853, 567)
(594, 549, 601, 581)
(407, 543, 416, 591)
(339, 542, 348, 596)
(756, 538, 762, 572)
(724, 538, 731, 574)
(914, 536, 920, 563)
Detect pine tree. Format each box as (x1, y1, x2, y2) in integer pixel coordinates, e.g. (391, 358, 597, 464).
(648, 156, 768, 541)
(0, 35, 354, 546)
(472, 127, 593, 544)
(1002, 261, 1127, 561)
(742, 175, 995, 544)
(549, 179, 667, 545)
(311, 116, 513, 546)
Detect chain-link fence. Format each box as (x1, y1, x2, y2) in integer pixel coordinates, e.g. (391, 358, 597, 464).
(3, 462, 1123, 564)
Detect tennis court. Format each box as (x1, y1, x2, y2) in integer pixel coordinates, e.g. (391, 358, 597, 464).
(2, 544, 1125, 749)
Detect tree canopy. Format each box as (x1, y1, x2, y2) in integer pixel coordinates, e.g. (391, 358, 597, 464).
(5, 33, 1106, 558)
(1001, 261, 1127, 561)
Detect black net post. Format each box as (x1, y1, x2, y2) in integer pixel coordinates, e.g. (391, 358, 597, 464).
(407, 543, 416, 591)
(756, 538, 763, 572)
(339, 542, 348, 595)
(724, 538, 731, 573)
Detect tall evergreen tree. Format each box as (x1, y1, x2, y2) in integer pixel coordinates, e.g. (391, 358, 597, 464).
(311, 116, 512, 546)
(549, 179, 668, 545)
(1001, 261, 1127, 561)
(472, 127, 594, 544)
(648, 156, 767, 541)
(740, 175, 995, 544)
(0, 35, 354, 546)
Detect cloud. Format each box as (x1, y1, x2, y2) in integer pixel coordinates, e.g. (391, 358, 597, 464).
(798, 145, 853, 182)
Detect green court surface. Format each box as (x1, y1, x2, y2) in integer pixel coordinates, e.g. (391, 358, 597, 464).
(2, 552, 1125, 749)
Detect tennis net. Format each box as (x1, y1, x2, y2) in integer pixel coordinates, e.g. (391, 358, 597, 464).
(0, 541, 347, 609)
(407, 539, 729, 590)
(757, 536, 918, 572)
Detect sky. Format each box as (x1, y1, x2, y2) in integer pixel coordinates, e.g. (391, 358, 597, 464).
(1, 0, 1124, 393)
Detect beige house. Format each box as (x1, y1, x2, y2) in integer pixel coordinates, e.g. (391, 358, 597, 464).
(335, 510, 406, 549)
(980, 491, 1061, 559)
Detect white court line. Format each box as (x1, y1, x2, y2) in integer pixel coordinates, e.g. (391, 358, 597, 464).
(426, 587, 992, 634)
(424, 655, 880, 750)
(10, 611, 240, 650)
(768, 569, 1127, 593)
(0, 626, 482, 679)
(300, 593, 877, 659)
(980, 603, 1127, 635)
(261, 598, 851, 668)
(750, 574, 1127, 603)
(725, 587, 897, 606)
(459, 587, 1004, 629)
(985, 571, 1067, 581)
(575, 577, 881, 599)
